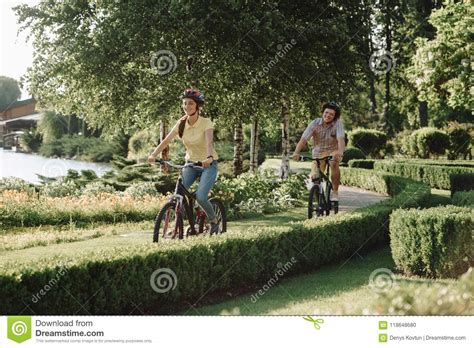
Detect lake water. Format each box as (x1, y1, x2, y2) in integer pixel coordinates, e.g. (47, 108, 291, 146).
(0, 149, 111, 184)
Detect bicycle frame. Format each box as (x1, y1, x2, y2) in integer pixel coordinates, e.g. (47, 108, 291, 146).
(159, 160, 206, 235)
(313, 157, 333, 207)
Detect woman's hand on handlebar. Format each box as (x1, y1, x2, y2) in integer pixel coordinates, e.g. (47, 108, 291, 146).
(148, 153, 159, 165)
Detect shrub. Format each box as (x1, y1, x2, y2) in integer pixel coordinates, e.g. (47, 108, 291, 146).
(410, 127, 450, 158)
(82, 182, 116, 197)
(0, 171, 430, 314)
(450, 173, 474, 194)
(19, 128, 42, 152)
(348, 128, 387, 158)
(445, 121, 472, 160)
(0, 190, 166, 228)
(342, 147, 366, 164)
(38, 135, 120, 162)
(348, 159, 376, 169)
(374, 161, 474, 190)
(365, 268, 474, 315)
(452, 191, 474, 206)
(0, 178, 33, 193)
(390, 206, 473, 278)
(40, 177, 79, 197)
(124, 182, 159, 198)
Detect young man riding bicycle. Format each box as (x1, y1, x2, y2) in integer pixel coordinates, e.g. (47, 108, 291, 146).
(292, 101, 345, 202)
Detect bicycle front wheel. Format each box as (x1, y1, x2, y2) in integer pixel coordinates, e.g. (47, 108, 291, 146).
(198, 198, 227, 234)
(308, 184, 321, 219)
(153, 202, 183, 242)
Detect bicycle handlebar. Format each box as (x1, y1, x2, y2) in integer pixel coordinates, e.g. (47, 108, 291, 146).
(299, 155, 334, 162)
(155, 158, 203, 169)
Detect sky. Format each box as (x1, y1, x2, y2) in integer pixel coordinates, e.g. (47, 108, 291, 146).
(0, 0, 41, 100)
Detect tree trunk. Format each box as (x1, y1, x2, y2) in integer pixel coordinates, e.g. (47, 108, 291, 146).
(383, 3, 392, 135)
(160, 121, 169, 174)
(280, 96, 290, 179)
(233, 120, 243, 177)
(250, 118, 259, 172)
(368, 31, 377, 116)
(418, 101, 428, 127)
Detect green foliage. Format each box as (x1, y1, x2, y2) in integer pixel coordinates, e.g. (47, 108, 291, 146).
(81, 182, 116, 197)
(0, 171, 430, 314)
(342, 147, 366, 164)
(348, 128, 387, 158)
(19, 128, 43, 152)
(450, 173, 474, 194)
(124, 182, 160, 198)
(0, 178, 33, 193)
(374, 161, 474, 190)
(0, 76, 21, 111)
(408, 0, 472, 110)
(445, 122, 473, 160)
(369, 268, 474, 315)
(128, 129, 159, 159)
(409, 127, 450, 158)
(390, 206, 473, 278)
(38, 135, 121, 162)
(452, 191, 474, 207)
(40, 177, 79, 197)
(348, 159, 375, 169)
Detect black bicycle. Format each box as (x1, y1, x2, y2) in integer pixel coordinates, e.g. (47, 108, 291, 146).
(302, 156, 339, 218)
(152, 159, 227, 243)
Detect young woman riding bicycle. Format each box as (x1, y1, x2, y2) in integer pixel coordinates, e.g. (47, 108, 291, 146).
(148, 88, 220, 234)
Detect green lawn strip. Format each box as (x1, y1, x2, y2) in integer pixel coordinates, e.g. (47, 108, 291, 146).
(0, 208, 307, 264)
(190, 247, 455, 315)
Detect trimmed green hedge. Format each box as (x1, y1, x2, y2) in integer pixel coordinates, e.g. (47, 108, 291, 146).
(348, 159, 376, 169)
(390, 206, 473, 278)
(374, 161, 474, 190)
(366, 268, 474, 315)
(452, 191, 474, 206)
(389, 159, 474, 168)
(0, 169, 430, 314)
(450, 173, 474, 194)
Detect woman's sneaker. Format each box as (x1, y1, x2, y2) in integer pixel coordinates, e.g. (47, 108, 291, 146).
(331, 191, 339, 201)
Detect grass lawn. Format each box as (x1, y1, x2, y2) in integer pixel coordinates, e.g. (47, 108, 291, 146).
(188, 247, 455, 315)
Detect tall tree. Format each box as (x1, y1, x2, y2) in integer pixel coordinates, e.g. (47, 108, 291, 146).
(0, 76, 21, 111)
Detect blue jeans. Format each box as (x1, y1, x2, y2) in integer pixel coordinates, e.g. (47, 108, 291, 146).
(182, 161, 218, 221)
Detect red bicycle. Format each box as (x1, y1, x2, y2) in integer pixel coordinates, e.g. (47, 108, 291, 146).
(152, 159, 226, 243)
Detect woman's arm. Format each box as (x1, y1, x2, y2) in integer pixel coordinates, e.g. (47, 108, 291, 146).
(148, 129, 177, 164)
(201, 128, 214, 168)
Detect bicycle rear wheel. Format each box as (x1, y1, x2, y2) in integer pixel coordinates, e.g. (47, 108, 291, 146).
(153, 202, 183, 242)
(198, 198, 227, 234)
(308, 184, 321, 219)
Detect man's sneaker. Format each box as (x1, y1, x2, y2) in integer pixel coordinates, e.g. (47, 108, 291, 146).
(210, 222, 220, 235)
(331, 191, 339, 201)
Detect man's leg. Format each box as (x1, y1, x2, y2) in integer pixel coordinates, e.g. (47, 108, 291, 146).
(329, 159, 340, 201)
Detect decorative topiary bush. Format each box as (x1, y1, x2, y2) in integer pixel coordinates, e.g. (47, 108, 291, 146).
(409, 127, 450, 158)
(347, 128, 387, 158)
(342, 147, 366, 164)
(390, 206, 473, 278)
